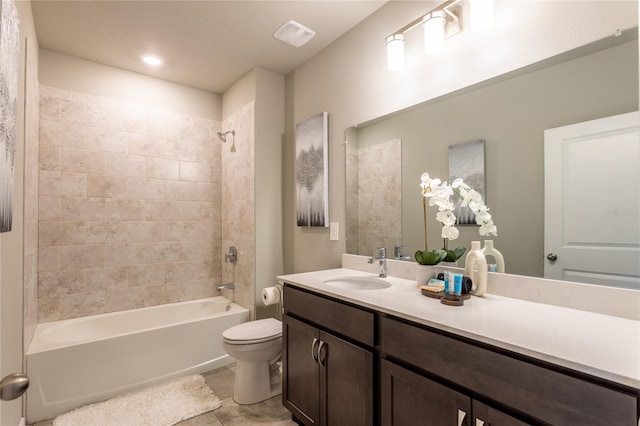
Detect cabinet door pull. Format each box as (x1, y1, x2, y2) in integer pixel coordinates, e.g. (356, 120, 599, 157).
(318, 340, 327, 366)
(457, 409, 467, 426)
(311, 337, 319, 363)
(475, 419, 485, 426)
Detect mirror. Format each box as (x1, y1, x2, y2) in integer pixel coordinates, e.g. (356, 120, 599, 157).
(345, 34, 638, 283)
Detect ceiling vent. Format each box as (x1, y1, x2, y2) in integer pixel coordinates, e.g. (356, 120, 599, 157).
(273, 20, 315, 48)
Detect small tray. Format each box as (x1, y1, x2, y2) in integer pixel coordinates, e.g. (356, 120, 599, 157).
(440, 295, 464, 306)
(420, 288, 444, 299)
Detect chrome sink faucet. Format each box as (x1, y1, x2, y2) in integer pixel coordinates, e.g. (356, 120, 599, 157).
(394, 245, 412, 261)
(368, 247, 387, 278)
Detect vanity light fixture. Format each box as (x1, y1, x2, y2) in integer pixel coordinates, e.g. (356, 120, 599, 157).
(423, 11, 447, 54)
(385, 0, 494, 71)
(385, 34, 405, 71)
(140, 54, 164, 66)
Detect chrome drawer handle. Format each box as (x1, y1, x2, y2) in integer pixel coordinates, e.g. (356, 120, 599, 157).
(458, 409, 467, 426)
(318, 340, 326, 366)
(311, 337, 319, 363)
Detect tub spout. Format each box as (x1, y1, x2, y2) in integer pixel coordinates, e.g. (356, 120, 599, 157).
(218, 283, 235, 291)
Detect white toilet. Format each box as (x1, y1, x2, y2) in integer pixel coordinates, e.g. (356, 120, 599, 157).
(222, 317, 283, 404)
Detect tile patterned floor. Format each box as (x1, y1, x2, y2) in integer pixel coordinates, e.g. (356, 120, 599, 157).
(30, 364, 297, 426)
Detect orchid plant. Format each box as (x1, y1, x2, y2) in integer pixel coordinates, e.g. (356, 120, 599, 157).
(415, 172, 497, 265)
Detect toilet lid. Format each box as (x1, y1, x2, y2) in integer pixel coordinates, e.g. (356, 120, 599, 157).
(223, 318, 282, 343)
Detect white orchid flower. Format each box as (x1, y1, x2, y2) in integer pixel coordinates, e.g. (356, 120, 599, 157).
(474, 204, 489, 214)
(479, 222, 497, 236)
(434, 199, 454, 211)
(451, 178, 470, 192)
(461, 189, 482, 207)
(436, 210, 456, 226)
(420, 172, 498, 248)
(441, 225, 460, 240)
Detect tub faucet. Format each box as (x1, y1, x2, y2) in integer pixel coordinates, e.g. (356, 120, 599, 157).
(225, 246, 238, 264)
(218, 283, 235, 291)
(368, 247, 387, 278)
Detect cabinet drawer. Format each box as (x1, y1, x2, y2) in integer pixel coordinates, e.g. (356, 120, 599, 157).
(283, 285, 374, 346)
(380, 316, 638, 426)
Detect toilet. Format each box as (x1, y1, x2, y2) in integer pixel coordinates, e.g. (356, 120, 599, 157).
(222, 317, 283, 404)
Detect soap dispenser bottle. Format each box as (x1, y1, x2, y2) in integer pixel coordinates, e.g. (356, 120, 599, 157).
(482, 240, 505, 273)
(465, 241, 488, 297)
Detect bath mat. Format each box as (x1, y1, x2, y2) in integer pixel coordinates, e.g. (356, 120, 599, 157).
(52, 374, 221, 426)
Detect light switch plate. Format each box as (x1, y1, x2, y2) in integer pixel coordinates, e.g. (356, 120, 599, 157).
(330, 222, 339, 241)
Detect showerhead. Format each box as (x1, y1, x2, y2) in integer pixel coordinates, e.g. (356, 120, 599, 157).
(217, 130, 235, 143)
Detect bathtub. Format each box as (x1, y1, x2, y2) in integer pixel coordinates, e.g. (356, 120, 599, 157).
(26, 296, 249, 423)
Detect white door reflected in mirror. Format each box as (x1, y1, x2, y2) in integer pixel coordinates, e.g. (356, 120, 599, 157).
(544, 111, 639, 289)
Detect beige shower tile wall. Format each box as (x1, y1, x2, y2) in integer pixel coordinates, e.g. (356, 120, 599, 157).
(221, 102, 255, 314)
(357, 138, 402, 257)
(24, 45, 40, 350)
(37, 85, 222, 321)
(345, 144, 358, 255)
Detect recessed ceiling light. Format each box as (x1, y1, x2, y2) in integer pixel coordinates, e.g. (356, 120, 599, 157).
(273, 20, 315, 48)
(140, 54, 164, 66)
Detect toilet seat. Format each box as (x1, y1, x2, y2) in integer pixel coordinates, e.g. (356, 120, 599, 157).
(223, 318, 282, 345)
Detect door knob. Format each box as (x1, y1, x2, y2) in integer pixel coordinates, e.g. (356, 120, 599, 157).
(547, 253, 558, 261)
(0, 373, 29, 401)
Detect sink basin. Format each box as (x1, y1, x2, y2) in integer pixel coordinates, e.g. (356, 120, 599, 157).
(323, 276, 391, 290)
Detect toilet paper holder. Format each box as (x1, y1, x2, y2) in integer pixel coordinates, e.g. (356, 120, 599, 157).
(262, 284, 283, 320)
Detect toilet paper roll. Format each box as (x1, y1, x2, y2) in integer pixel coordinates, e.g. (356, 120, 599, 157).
(262, 286, 281, 306)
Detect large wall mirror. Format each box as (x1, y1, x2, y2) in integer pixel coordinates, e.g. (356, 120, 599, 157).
(345, 33, 638, 287)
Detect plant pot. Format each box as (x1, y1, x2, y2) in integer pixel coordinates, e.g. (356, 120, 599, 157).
(416, 264, 438, 286)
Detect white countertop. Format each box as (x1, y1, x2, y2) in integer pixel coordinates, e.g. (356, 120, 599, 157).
(277, 268, 640, 389)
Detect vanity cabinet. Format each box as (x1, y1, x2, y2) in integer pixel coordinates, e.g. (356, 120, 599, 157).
(380, 315, 639, 426)
(282, 285, 374, 426)
(281, 281, 639, 426)
(381, 359, 528, 426)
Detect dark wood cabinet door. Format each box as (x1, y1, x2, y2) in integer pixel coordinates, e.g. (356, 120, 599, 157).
(472, 401, 531, 426)
(319, 331, 373, 426)
(381, 359, 471, 426)
(283, 314, 320, 425)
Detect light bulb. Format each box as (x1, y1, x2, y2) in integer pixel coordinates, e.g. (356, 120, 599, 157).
(423, 11, 446, 54)
(386, 34, 405, 71)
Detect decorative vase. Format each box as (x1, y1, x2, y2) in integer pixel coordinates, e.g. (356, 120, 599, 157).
(465, 241, 488, 297)
(481, 240, 505, 273)
(416, 264, 437, 287)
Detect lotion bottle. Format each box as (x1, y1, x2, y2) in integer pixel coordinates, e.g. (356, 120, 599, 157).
(482, 240, 505, 273)
(465, 241, 488, 297)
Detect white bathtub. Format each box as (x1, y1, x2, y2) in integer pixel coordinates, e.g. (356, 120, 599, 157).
(26, 297, 249, 423)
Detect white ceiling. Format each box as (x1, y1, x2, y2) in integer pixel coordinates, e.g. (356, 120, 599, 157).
(31, 0, 388, 94)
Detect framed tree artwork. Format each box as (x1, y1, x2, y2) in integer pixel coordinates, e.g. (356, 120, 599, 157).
(0, 0, 19, 233)
(295, 112, 329, 227)
(448, 139, 486, 225)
